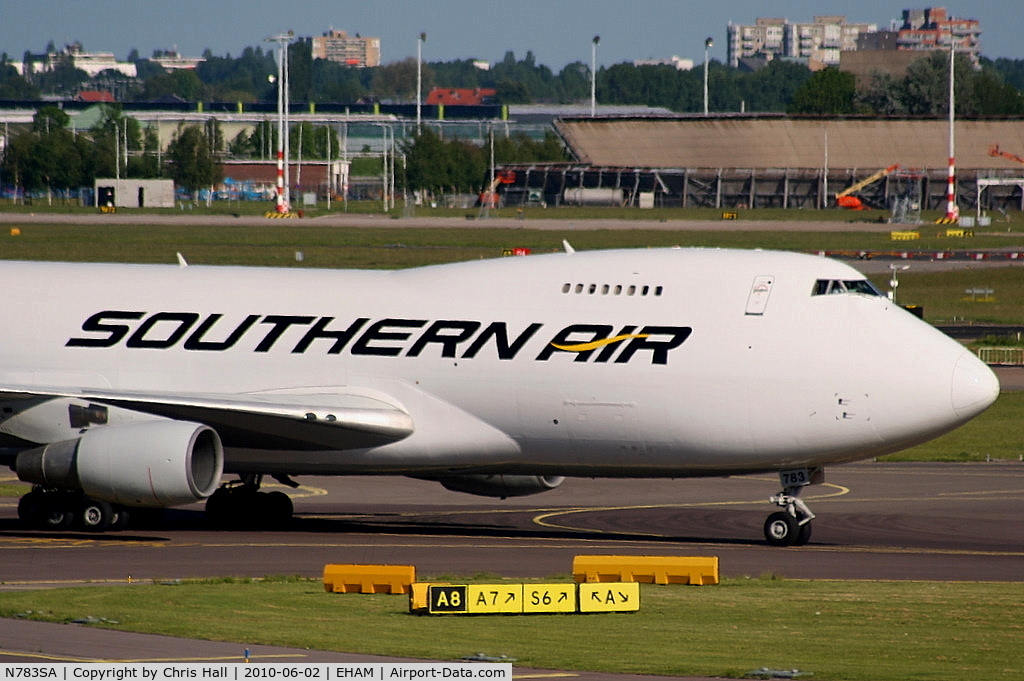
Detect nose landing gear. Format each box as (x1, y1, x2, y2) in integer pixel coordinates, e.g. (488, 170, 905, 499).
(763, 468, 821, 547)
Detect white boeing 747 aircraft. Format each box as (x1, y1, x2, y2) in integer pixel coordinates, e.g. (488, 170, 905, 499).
(0, 247, 999, 545)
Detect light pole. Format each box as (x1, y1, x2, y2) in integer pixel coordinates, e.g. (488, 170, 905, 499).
(417, 32, 426, 134)
(945, 32, 959, 221)
(703, 37, 714, 116)
(590, 35, 600, 117)
(266, 31, 293, 214)
(888, 264, 910, 304)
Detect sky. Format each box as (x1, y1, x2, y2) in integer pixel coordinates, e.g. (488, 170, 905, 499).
(1, 0, 1021, 71)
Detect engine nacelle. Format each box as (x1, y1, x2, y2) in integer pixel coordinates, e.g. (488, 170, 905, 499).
(434, 474, 565, 499)
(16, 420, 223, 507)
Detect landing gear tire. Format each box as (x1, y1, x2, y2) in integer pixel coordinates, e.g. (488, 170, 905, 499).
(109, 507, 131, 531)
(18, 490, 74, 531)
(262, 491, 294, 529)
(764, 512, 812, 547)
(18, 490, 130, 532)
(764, 512, 800, 547)
(77, 499, 114, 532)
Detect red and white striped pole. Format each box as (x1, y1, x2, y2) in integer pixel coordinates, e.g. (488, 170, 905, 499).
(267, 31, 292, 214)
(945, 35, 959, 221)
(275, 148, 286, 213)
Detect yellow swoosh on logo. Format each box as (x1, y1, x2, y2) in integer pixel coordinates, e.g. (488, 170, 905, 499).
(550, 333, 650, 352)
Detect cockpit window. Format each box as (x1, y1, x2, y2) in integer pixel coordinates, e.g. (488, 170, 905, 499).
(813, 279, 884, 297)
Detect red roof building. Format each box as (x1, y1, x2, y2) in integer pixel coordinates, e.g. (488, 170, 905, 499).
(77, 90, 115, 103)
(425, 87, 497, 106)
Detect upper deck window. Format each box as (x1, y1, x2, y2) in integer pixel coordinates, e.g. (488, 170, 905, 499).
(813, 279, 884, 297)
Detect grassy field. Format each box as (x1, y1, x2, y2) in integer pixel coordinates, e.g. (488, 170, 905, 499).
(0, 578, 1020, 681)
(2, 218, 1024, 324)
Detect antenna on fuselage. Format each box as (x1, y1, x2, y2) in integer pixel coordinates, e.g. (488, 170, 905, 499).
(176, 252, 189, 267)
(562, 239, 576, 254)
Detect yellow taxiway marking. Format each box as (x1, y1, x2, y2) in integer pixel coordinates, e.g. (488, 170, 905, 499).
(530, 483, 850, 535)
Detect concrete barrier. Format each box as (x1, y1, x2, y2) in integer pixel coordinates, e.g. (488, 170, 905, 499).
(323, 564, 415, 594)
(572, 555, 719, 585)
(890, 230, 920, 240)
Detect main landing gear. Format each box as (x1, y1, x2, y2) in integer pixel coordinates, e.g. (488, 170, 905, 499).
(205, 474, 295, 529)
(18, 488, 131, 532)
(763, 468, 821, 547)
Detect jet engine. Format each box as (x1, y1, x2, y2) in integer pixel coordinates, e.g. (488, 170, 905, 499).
(433, 474, 565, 499)
(16, 420, 223, 507)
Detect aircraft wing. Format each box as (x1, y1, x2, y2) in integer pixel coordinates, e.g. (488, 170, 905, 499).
(0, 387, 414, 451)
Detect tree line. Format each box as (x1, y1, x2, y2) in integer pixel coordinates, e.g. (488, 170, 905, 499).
(3, 43, 1024, 114)
(2, 43, 1024, 197)
(0, 102, 570, 197)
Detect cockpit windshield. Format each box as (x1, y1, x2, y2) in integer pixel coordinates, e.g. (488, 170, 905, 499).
(813, 279, 884, 297)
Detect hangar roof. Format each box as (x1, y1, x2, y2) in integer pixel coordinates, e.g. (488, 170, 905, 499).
(554, 116, 1024, 171)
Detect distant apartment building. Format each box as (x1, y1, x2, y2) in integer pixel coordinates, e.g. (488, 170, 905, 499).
(727, 8, 980, 71)
(895, 7, 981, 66)
(309, 29, 381, 67)
(727, 16, 876, 69)
(19, 42, 137, 78)
(632, 56, 694, 71)
(151, 50, 205, 71)
(844, 7, 982, 82)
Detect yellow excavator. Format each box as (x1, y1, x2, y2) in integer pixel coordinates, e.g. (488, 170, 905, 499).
(835, 164, 900, 210)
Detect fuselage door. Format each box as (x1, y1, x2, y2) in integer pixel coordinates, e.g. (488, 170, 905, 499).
(745, 275, 775, 315)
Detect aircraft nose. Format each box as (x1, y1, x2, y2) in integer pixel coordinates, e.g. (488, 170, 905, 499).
(951, 351, 1000, 419)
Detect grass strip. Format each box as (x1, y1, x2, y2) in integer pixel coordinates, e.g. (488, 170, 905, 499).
(2, 221, 1024, 323)
(0, 577, 1021, 681)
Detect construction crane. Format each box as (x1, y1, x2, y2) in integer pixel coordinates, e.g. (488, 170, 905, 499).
(479, 169, 517, 208)
(988, 144, 1024, 165)
(835, 164, 900, 210)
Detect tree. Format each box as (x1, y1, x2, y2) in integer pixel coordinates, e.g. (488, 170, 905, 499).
(493, 131, 568, 164)
(404, 128, 486, 194)
(287, 40, 313, 103)
(89, 105, 145, 180)
(371, 58, 422, 101)
(0, 106, 88, 199)
(556, 61, 590, 103)
(972, 70, 1024, 115)
(0, 57, 38, 99)
(856, 71, 903, 115)
(311, 59, 369, 102)
(166, 124, 222, 193)
(788, 67, 856, 114)
(898, 51, 975, 115)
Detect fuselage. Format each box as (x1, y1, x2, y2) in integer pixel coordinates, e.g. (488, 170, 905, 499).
(0, 248, 999, 478)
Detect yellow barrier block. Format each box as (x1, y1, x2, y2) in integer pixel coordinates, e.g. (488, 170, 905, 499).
(578, 582, 641, 612)
(323, 564, 415, 594)
(572, 555, 719, 585)
(409, 582, 433, 613)
(890, 230, 920, 241)
(944, 228, 974, 238)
